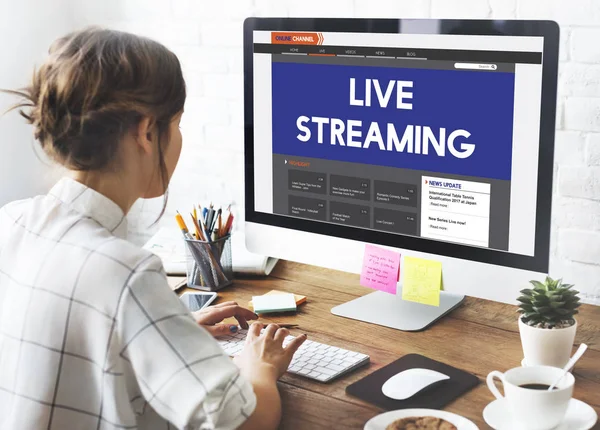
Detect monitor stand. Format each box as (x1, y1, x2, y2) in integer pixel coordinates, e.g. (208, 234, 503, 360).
(331, 289, 465, 332)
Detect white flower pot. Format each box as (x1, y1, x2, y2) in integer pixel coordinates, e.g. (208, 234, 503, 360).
(518, 317, 577, 368)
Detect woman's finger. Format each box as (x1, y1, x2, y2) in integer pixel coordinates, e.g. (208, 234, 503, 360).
(203, 324, 239, 338)
(212, 301, 238, 308)
(274, 328, 289, 345)
(248, 322, 263, 340)
(284, 334, 308, 359)
(263, 323, 280, 339)
(198, 305, 258, 325)
(235, 315, 249, 330)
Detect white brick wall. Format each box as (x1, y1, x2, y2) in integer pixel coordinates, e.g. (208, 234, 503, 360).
(70, 0, 600, 305)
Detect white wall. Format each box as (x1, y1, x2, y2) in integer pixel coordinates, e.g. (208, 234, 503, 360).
(0, 0, 73, 205)
(1, 0, 599, 304)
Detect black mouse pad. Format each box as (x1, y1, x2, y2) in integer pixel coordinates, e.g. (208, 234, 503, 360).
(346, 354, 479, 410)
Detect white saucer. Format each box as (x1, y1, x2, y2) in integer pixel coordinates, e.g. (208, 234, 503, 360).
(483, 398, 597, 430)
(365, 408, 478, 430)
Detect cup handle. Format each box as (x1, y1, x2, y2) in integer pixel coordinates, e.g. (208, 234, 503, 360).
(486, 371, 505, 400)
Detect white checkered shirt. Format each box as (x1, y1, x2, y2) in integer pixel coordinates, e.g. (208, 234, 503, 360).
(0, 178, 256, 430)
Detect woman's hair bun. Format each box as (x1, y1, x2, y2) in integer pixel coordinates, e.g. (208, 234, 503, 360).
(4, 27, 186, 171)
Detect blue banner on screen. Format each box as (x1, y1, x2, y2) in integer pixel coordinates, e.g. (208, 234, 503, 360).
(271, 62, 515, 181)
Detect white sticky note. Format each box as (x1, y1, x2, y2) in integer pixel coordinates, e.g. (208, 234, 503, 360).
(252, 293, 297, 314)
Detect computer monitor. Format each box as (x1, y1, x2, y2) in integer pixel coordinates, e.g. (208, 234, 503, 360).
(243, 18, 559, 331)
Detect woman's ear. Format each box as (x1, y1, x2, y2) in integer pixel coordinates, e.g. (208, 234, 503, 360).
(135, 116, 155, 155)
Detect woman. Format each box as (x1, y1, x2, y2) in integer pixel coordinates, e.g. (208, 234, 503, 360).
(0, 27, 305, 430)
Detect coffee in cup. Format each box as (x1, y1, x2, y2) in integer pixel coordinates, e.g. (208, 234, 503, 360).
(486, 365, 574, 430)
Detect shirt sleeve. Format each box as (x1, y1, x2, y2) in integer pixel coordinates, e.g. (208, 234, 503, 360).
(115, 254, 256, 430)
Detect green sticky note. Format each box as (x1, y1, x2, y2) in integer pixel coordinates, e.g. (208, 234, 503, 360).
(402, 256, 442, 307)
(252, 293, 297, 314)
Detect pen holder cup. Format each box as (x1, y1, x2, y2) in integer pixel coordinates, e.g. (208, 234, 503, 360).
(184, 235, 233, 291)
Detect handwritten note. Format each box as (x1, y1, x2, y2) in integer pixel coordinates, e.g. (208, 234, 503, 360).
(360, 244, 400, 294)
(402, 256, 442, 306)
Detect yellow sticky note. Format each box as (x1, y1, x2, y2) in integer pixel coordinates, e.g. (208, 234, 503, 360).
(402, 256, 442, 307)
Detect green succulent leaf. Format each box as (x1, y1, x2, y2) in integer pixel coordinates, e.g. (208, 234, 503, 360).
(530, 280, 546, 290)
(518, 276, 579, 327)
(519, 304, 535, 313)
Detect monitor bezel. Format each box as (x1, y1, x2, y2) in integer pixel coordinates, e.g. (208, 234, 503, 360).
(243, 18, 559, 273)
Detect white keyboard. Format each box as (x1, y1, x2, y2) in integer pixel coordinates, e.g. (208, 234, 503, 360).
(217, 329, 370, 382)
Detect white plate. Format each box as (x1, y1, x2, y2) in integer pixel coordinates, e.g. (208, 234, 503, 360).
(364, 409, 479, 430)
(483, 398, 598, 430)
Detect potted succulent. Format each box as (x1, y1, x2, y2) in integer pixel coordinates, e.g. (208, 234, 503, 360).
(517, 276, 581, 368)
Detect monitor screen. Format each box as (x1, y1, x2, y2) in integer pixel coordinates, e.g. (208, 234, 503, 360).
(250, 25, 546, 259)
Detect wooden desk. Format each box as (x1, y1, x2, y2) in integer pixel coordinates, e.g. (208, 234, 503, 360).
(170, 261, 600, 429)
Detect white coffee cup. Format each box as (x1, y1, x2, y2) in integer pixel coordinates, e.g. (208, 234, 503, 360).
(486, 366, 574, 430)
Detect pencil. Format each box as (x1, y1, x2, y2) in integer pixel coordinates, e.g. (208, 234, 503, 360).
(221, 210, 230, 237)
(175, 211, 192, 239)
(190, 212, 204, 241)
(225, 213, 234, 235)
(216, 210, 222, 237)
(264, 323, 299, 329)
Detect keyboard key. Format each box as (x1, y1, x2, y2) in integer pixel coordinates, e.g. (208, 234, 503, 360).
(326, 363, 345, 372)
(308, 371, 322, 379)
(314, 366, 336, 376)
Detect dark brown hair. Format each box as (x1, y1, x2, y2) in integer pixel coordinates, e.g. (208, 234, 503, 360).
(3, 27, 186, 217)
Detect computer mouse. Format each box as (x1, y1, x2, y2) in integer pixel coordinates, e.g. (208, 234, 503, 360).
(382, 368, 450, 400)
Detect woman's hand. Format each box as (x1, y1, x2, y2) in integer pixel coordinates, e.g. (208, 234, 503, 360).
(193, 301, 258, 337)
(233, 322, 307, 382)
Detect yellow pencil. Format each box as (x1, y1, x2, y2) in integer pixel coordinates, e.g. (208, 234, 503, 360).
(175, 211, 192, 239)
(190, 212, 204, 240)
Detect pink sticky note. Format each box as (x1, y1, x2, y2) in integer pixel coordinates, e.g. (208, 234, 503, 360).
(360, 244, 401, 294)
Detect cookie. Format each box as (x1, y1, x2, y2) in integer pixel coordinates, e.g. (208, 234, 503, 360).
(385, 416, 458, 430)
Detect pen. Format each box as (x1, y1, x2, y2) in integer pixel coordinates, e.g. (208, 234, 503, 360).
(206, 206, 215, 234)
(198, 214, 211, 242)
(214, 208, 222, 234)
(257, 323, 299, 329)
(275, 324, 299, 329)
